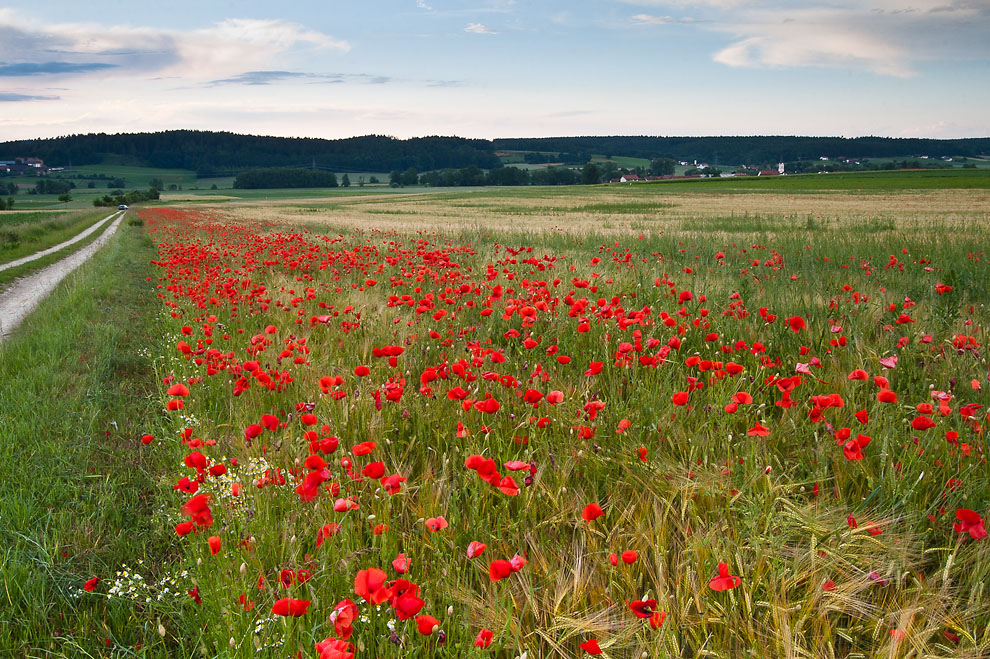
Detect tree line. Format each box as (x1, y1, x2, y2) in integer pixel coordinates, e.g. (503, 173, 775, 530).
(397, 163, 618, 188)
(234, 168, 339, 189)
(2, 132, 987, 177)
(493, 136, 990, 165)
(0, 132, 501, 175)
(92, 188, 161, 207)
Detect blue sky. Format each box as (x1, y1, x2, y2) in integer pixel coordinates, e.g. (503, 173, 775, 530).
(1, 1, 988, 140)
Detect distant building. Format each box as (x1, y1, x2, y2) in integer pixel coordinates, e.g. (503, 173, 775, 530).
(758, 170, 779, 176)
(619, 174, 642, 182)
(778, 162, 785, 174)
(1, 157, 47, 175)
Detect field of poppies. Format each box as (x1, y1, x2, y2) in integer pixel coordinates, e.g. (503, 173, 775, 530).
(28, 185, 990, 657)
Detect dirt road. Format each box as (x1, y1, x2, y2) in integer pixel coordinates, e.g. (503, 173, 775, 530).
(0, 209, 123, 274)
(0, 212, 126, 342)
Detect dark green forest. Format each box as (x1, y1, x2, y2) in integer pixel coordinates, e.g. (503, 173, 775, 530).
(1, 131, 987, 174)
(234, 168, 338, 189)
(0, 132, 500, 175)
(492, 136, 990, 164)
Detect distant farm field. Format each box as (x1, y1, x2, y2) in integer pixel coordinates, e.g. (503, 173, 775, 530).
(2, 175, 989, 658)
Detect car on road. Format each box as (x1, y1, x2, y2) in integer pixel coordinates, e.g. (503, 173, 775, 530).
(118, 204, 129, 210)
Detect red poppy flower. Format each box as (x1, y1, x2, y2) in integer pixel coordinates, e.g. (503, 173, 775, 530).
(708, 562, 741, 591)
(953, 509, 987, 540)
(877, 389, 898, 403)
(354, 567, 387, 602)
(208, 536, 221, 555)
(629, 599, 657, 618)
(392, 553, 410, 573)
(330, 599, 358, 640)
(489, 559, 513, 581)
(167, 383, 190, 397)
(786, 316, 806, 332)
(747, 422, 770, 437)
(582, 503, 604, 523)
(416, 614, 440, 636)
(578, 638, 603, 655)
(314, 636, 355, 659)
(181, 493, 213, 527)
(272, 597, 310, 617)
(843, 433, 872, 461)
(83, 577, 100, 592)
(474, 628, 494, 648)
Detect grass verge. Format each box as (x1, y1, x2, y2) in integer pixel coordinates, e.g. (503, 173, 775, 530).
(0, 220, 181, 657)
(0, 222, 110, 293)
(0, 209, 116, 266)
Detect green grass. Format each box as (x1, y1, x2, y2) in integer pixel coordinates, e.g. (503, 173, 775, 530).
(0, 210, 67, 228)
(4, 187, 989, 656)
(590, 154, 652, 168)
(0, 217, 118, 291)
(0, 209, 116, 266)
(638, 168, 990, 192)
(68, 164, 198, 189)
(0, 221, 183, 657)
(103, 197, 989, 657)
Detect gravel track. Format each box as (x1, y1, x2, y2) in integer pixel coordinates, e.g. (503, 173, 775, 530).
(0, 209, 122, 273)
(0, 212, 126, 341)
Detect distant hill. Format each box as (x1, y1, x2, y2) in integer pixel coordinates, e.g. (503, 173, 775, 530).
(1, 131, 987, 175)
(0, 131, 502, 176)
(492, 136, 990, 165)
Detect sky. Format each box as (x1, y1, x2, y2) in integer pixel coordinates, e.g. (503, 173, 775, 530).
(1, 0, 989, 141)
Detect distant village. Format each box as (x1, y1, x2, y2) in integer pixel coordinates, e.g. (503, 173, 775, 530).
(0, 157, 49, 175)
(610, 161, 786, 184)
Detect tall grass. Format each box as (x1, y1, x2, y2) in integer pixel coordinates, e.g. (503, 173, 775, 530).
(120, 201, 990, 657)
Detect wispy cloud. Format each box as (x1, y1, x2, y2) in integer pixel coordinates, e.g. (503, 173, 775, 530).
(0, 61, 117, 76)
(207, 70, 392, 86)
(0, 92, 59, 101)
(631, 14, 697, 26)
(416, 0, 433, 9)
(465, 23, 497, 34)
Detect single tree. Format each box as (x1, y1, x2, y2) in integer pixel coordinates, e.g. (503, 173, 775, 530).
(650, 158, 676, 176)
(581, 162, 601, 185)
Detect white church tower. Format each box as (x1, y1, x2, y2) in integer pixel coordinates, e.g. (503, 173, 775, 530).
(777, 162, 785, 174)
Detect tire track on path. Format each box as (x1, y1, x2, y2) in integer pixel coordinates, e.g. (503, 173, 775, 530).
(0, 209, 123, 273)
(0, 212, 126, 341)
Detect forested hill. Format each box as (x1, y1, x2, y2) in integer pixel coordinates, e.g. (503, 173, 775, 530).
(0, 131, 502, 175)
(492, 136, 990, 163)
(2, 131, 988, 174)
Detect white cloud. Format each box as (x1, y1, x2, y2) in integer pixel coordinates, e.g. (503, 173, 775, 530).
(705, 1, 990, 77)
(465, 23, 497, 34)
(631, 14, 696, 25)
(0, 11, 350, 81)
(416, 0, 433, 9)
(712, 24, 915, 77)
